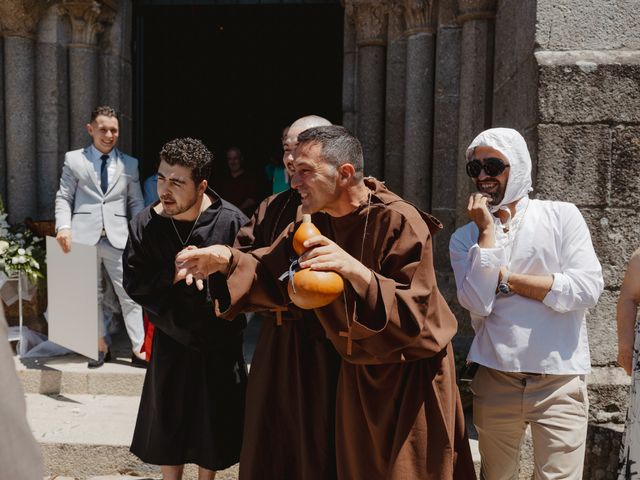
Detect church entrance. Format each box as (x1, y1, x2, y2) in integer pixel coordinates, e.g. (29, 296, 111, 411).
(133, 1, 344, 192)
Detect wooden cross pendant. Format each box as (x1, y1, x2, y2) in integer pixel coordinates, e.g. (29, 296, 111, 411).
(339, 328, 353, 356)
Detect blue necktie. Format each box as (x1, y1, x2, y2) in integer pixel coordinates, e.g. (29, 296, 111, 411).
(100, 154, 109, 194)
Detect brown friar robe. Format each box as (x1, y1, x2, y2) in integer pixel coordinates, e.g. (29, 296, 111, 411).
(234, 188, 341, 480)
(211, 178, 476, 479)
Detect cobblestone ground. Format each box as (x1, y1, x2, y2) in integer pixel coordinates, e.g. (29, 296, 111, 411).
(44, 462, 239, 479)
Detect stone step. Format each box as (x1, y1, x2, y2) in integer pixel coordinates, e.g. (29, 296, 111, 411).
(27, 393, 239, 480)
(17, 313, 265, 397)
(16, 353, 146, 396)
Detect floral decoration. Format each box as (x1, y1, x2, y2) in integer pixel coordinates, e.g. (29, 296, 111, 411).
(0, 198, 45, 283)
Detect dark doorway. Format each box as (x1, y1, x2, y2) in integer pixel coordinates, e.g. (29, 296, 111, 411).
(133, 1, 344, 194)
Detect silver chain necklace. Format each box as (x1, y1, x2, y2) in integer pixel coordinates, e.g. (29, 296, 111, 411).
(170, 208, 203, 248)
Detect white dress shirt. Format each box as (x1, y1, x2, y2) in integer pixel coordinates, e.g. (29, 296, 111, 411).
(88, 144, 117, 187)
(450, 197, 604, 374)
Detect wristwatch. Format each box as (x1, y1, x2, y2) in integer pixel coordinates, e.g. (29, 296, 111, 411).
(498, 270, 511, 294)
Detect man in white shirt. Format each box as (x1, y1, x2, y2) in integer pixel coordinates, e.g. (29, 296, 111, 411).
(450, 128, 603, 479)
(55, 106, 145, 368)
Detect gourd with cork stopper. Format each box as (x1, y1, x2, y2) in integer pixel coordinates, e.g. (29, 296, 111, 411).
(287, 214, 344, 309)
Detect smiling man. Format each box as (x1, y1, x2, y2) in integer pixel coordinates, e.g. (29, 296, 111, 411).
(55, 105, 145, 368)
(449, 128, 604, 479)
(175, 126, 475, 479)
(122, 137, 248, 480)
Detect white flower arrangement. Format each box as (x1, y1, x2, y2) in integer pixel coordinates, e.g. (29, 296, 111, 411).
(0, 199, 45, 284)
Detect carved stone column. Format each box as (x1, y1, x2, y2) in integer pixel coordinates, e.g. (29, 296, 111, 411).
(383, 0, 406, 193)
(0, 33, 5, 206)
(0, 0, 48, 222)
(346, 0, 388, 179)
(455, 0, 496, 226)
(342, 11, 357, 133)
(431, 0, 473, 336)
(431, 0, 462, 269)
(402, 0, 437, 210)
(61, 0, 110, 149)
(98, 0, 129, 152)
(36, 4, 70, 218)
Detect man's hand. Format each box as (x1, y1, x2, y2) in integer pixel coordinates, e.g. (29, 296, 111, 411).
(298, 235, 372, 296)
(56, 229, 72, 253)
(467, 193, 496, 247)
(174, 246, 202, 289)
(175, 245, 233, 291)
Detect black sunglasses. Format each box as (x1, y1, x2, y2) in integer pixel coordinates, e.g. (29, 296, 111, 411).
(465, 157, 510, 178)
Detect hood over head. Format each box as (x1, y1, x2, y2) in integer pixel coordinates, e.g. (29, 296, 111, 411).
(466, 128, 533, 213)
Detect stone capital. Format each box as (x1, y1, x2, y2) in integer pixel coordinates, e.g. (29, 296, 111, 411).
(456, 0, 496, 23)
(345, 0, 388, 47)
(403, 0, 437, 36)
(0, 0, 53, 38)
(61, 0, 115, 46)
(387, 0, 406, 42)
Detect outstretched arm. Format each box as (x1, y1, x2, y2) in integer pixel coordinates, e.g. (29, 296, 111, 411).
(617, 248, 640, 375)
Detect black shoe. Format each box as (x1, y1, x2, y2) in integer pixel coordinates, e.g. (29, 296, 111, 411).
(131, 353, 148, 369)
(88, 349, 111, 369)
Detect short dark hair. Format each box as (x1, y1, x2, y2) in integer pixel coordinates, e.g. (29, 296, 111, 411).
(297, 126, 364, 179)
(90, 106, 118, 123)
(159, 137, 213, 185)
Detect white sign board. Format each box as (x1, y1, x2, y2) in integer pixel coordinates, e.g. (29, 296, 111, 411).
(46, 236, 99, 360)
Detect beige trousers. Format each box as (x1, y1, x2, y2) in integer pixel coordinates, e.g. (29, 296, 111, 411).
(471, 365, 588, 480)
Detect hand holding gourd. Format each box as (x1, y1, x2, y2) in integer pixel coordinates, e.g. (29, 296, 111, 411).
(287, 215, 344, 309)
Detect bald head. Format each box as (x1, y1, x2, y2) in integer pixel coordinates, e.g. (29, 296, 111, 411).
(288, 115, 332, 137)
(283, 115, 332, 177)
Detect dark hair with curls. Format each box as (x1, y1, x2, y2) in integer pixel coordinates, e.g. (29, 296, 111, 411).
(90, 106, 119, 122)
(159, 137, 213, 185)
(296, 125, 364, 180)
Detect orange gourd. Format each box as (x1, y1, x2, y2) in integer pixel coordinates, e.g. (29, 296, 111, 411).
(292, 215, 321, 256)
(288, 215, 344, 309)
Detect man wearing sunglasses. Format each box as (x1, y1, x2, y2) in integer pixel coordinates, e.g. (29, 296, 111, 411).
(449, 128, 604, 479)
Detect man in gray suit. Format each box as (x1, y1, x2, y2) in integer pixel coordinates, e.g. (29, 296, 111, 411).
(55, 105, 145, 368)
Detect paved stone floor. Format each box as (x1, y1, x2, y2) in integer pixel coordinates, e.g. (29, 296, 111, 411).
(19, 314, 262, 480)
(23, 315, 481, 479)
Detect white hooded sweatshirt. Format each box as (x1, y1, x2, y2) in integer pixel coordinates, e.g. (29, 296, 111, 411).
(465, 127, 533, 216)
(450, 128, 603, 374)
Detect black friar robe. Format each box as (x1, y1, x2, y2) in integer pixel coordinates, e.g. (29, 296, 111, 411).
(123, 191, 248, 471)
(211, 179, 476, 479)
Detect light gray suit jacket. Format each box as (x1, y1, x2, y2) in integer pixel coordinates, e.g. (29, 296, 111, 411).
(55, 146, 144, 250)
